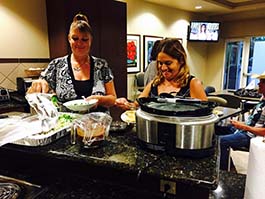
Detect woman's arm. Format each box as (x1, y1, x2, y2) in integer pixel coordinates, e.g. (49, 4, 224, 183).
(87, 80, 117, 108)
(190, 78, 207, 101)
(115, 82, 152, 110)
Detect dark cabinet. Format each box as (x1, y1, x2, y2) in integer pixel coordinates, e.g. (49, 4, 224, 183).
(46, 0, 127, 119)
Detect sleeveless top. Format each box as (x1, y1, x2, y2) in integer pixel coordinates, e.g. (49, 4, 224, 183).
(149, 75, 195, 98)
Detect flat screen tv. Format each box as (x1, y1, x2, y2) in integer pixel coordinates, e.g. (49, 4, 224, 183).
(187, 21, 220, 42)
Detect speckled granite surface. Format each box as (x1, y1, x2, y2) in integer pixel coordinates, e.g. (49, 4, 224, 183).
(0, 128, 245, 198)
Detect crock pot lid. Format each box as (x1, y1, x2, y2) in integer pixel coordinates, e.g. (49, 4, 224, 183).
(137, 97, 216, 117)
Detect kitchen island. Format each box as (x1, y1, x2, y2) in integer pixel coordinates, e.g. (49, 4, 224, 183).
(0, 126, 244, 198)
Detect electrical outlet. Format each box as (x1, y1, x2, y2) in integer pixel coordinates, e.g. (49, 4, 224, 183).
(160, 179, 176, 195)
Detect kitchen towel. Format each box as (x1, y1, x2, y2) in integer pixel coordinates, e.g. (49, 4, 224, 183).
(244, 136, 265, 199)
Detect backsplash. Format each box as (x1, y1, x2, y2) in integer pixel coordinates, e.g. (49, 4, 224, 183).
(0, 60, 49, 91)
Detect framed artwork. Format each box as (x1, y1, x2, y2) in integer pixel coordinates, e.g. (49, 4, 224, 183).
(127, 34, 141, 73)
(143, 35, 163, 71)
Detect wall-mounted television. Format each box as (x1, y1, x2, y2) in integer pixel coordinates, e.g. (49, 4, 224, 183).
(187, 21, 220, 42)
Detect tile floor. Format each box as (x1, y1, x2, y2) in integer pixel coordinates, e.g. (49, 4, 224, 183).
(230, 149, 249, 174)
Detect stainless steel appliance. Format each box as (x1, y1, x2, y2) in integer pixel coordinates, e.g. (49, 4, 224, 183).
(135, 97, 219, 157)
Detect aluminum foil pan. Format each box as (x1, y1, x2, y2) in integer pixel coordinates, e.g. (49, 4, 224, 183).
(12, 113, 80, 147)
(12, 125, 70, 146)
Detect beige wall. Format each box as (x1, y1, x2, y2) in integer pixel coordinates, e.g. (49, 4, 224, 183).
(0, 0, 49, 58)
(222, 18, 265, 38)
(0, 0, 49, 90)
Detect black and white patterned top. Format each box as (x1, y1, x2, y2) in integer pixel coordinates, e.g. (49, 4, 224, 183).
(40, 55, 114, 103)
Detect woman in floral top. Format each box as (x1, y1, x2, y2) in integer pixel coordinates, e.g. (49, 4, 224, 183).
(28, 13, 117, 111)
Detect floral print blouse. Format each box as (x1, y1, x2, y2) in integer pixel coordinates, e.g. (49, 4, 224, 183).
(41, 55, 114, 102)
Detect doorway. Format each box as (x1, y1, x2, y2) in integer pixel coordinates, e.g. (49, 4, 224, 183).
(223, 36, 265, 90)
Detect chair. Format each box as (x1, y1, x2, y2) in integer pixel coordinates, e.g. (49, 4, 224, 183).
(207, 96, 227, 106)
(135, 72, 145, 92)
(205, 86, 216, 96)
(216, 94, 241, 109)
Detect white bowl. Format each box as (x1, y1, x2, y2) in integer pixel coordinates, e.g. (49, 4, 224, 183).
(63, 99, 98, 112)
(121, 110, 136, 124)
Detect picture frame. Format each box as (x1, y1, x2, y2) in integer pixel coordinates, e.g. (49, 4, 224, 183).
(127, 34, 141, 73)
(143, 35, 163, 71)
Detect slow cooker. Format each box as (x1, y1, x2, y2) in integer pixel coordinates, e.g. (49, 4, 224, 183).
(135, 97, 219, 158)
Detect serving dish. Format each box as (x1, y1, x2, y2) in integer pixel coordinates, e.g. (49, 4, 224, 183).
(63, 99, 98, 112)
(12, 113, 80, 146)
(110, 121, 128, 132)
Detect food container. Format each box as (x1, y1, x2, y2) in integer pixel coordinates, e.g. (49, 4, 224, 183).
(71, 112, 112, 148)
(24, 68, 45, 77)
(9, 113, 80, 146)
(135, 97, 219, 157)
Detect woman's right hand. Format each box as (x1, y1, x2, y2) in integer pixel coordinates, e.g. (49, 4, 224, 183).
(115, 97, 137, 110)
(27, 79, 50, 93)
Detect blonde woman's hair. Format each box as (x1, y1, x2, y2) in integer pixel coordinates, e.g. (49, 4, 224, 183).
(153, 38, 190, 87)
(69, 13, 93, 36)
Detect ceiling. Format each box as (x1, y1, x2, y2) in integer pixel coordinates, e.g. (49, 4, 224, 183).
(143, 0, 265, 21)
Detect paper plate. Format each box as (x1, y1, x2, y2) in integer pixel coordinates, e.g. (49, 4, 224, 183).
(63, 99, 98, 112)
(121, 110, 136, 124)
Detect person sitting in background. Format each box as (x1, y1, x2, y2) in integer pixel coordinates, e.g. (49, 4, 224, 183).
(144, 40, 161, 86)
(115, 38, 207, 110)
(217, 75, 265, 171)
(27, 13, 117, 111)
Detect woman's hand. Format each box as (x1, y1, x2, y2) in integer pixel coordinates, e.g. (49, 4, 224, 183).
(27, 79, 50, 93)
(115, 97, 137, 110)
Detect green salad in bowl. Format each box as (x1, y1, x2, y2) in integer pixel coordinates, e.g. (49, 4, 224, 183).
(63, 99, 98, 112)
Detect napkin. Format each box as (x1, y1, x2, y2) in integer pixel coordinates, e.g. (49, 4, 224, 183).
(244, 136, 265, 199)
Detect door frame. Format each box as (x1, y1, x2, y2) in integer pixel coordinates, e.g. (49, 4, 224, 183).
(223, 37, 251, 90)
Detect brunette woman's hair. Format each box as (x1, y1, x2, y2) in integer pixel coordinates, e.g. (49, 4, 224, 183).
(153, 38, 190, 87)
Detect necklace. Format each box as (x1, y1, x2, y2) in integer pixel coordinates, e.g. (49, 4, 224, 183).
(71, 55, 90, 72)
(72, 62, 90, 72)
(73, 66, 81, 72)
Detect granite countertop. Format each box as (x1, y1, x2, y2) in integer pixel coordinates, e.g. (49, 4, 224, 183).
(0, 129, 220, 198)
(0, 129, 219, 187)
(0, 125, 247, 198)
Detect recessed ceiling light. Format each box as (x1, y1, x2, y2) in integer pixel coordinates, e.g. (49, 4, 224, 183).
(195, 5, 202, 9)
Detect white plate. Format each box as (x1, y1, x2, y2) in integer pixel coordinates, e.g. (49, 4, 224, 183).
(121, 110, 136, 124)
(63, 99, 98, 112)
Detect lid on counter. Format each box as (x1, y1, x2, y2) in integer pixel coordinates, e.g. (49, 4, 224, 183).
(137, 97, 217, 117)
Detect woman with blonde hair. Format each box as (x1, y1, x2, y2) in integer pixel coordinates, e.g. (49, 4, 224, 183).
(28, 13, 117, 112)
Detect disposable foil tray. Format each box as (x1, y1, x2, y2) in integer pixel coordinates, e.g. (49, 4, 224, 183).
(12, 113, 80, 147)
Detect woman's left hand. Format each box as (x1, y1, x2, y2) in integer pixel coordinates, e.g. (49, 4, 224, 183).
(85, 95, 100, 109)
